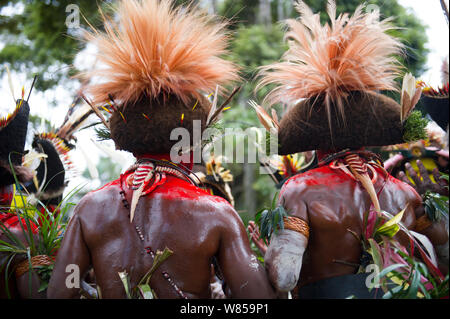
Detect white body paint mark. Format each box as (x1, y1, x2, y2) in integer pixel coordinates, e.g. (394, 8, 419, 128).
(265, 229, 308, 292)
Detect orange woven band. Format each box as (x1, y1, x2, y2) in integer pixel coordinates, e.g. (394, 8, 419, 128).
(283, 216, 310, 239)
(15, 255, 54, 278)
(415, 215, 433, 233)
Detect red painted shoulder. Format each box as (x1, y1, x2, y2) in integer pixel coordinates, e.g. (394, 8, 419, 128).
(153, 175, 226, 204)
(90, 174, 227, 205)
(90, 178, 121, 194)
(283, 165, 350, 188)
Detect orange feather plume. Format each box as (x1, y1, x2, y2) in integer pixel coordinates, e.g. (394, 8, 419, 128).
(258, 0, 404, 119)
(81, 0, 239, 107)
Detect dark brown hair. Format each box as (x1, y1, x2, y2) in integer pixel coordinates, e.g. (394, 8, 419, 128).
(110, 94, 209, 155)
(278, 91, 404, 155)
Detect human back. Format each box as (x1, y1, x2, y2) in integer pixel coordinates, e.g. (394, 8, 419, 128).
(49, 172, 275, 299)
(279, 164, 421, 288)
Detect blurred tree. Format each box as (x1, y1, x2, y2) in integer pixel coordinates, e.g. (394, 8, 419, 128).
(258, 0, 272, 26)
(220, 0, 260, 26)
(304, 0, 429, 76)
(228, 24, 286, 104)
(0, 0, 111, 92)
(84, 155, 122, 186)
(211, 0, 219, 13)
(222, 0, 429, 76)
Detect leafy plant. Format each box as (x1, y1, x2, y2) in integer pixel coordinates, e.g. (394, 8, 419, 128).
(377, 250, 449, 299)
(359, 206, 448, 299)
(254, 192, 288, 245)
(35, 264, 54, 293)
(118, 247, 173, 299)
(0, 156, 83, 298)
(94, 126, 112, 141)
(403, 111, 429, 143)
(423, 191, 449, 222)
(439, 173, 449, 186)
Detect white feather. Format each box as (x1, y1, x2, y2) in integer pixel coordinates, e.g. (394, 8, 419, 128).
(5, 65, 16, 103)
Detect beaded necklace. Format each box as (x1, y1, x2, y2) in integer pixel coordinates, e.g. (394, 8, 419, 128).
(119, 159, 190, 299)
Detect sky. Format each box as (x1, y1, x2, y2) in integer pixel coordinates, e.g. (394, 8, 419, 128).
(1, 0, 449, 196)
(398, 0, 449, 86)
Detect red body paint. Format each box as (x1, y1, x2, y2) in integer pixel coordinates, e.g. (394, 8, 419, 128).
(281, 160, 418, 200)
(0, 214, 39, 234)
(91, 168, 227, 205)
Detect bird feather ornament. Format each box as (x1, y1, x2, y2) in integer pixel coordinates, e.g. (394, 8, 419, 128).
(1, 71, 36, 130)
(400, 73, 422, 122)
(419, 81, 449, 98)
(206, 86, 220, 126)
(6, 65, 16, 103)
(209, 86, 241, 124)
(206, 86, 241, 127)
(81, 95, 110, 130)
(248, 100, 279, 132)
(0, 99, 24, 130)
(257, 0, 404, 122)
(80, 0, 239, 108)
(56, 103, 94, 141)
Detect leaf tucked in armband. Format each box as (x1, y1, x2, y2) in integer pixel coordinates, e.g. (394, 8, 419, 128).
(255, 192, 289, 245)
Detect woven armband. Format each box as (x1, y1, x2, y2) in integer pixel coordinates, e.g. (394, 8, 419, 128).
(283, 216, 310, 239)
(15, 255, 54, 278)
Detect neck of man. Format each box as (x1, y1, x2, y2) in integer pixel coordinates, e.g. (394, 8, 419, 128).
(134, 153, 194, 171)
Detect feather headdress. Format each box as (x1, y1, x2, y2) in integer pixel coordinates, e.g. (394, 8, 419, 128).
(81, 0, 239, 107)
(0, 99, 25, 131)
(258, 0, 404, 119)
(26, 98, 94, 199)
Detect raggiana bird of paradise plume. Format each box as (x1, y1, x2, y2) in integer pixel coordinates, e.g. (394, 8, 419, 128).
(78, 0, 240, 223)
(257, 0, 404, 121)
(79, 0, 239, 109)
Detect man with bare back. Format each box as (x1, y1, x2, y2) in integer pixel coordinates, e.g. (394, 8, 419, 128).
(255, 1, 448, 298)
(47, 0, 275, 299)
(272, 154, 447, 298)
(48, 163, 274, 298)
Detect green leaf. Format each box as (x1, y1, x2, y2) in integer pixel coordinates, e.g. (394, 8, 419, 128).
(378, 264, 408, 280)
(368, 239, 383, 270)
(423, 191, 449, 222)
(376, 224, 400, 238)
(137, 284, 154, 299)
(38, 280, 49, 293)
(375, 208, 405, 238)
(403, 111, 428, 142)
(439, 173, 449, 184)
(406, 268, 421, 299)
(140, 247, 173, 286)
(383, 284, 405, 299)
(271, 191, 279, 208)
(118, 271, 132, 299)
